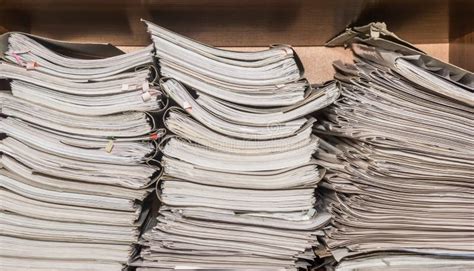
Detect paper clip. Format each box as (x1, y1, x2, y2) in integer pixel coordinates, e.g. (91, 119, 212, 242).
(183, 101, 192, 112)
(105, 140, 114, 153)
(142, 91, 152, 102)
(26, 61, 38, 70)
(11, 52, 24, 66)
(370, 27, 380, 38)
(283, 47, 293, 55)
(142, 82, 150, 92)
(150, 132, 160, 141)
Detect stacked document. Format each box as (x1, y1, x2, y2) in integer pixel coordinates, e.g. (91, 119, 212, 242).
(315, 23, 474, 269)
(0, 33, 163, 270)
(132, 22, 340, 270)
(143, 20, 308, 108)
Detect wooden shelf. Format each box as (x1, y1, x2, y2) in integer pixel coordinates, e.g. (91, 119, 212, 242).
(1, 0, 472, 71)
(449, 1, 474, 72)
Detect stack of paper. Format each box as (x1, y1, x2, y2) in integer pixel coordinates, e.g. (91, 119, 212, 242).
(314, 23, 474, 269)
(132, 22, 340, 270)
(143, 20, 308, 108)
(0, 33, 164, 270)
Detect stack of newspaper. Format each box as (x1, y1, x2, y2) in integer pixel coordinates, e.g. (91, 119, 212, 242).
(315, 23, 474, 270)
(131, 21, 340, 270)
(0, 33, 163, 270)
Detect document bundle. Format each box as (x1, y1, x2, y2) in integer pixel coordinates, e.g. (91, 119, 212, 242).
(1, 20, 471, 271)
(0, 33, 163, 270)
(130, 21, 340, 270)
(315, 23, 474, 270)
